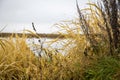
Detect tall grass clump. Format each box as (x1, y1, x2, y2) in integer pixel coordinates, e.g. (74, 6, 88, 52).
(0, 34, 39, 79)
(55, 0, 120, 57)
(53, 0, 120, 79)
(0, 33, 85, 80)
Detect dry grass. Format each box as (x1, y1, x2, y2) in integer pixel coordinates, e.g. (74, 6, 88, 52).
(0, 33, 86, 80)
(0, 0, 120, 80)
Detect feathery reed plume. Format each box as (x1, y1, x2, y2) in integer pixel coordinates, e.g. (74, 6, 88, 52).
(76, 0, 89, 56)
(0, 26, 7, 51)
(0, 25, 7, 32)
(32, 22, 37, 32)
(101, 0, 120, 55)
(76, 0, 99, 56)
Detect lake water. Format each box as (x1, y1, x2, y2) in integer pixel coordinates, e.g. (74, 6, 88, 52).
(26, 38, 74, 56)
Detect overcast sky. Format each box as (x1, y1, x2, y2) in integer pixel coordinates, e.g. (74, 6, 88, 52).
(0, 0, 95, 33)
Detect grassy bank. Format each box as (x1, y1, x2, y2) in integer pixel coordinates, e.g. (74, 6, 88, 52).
(0, 36, 120, 80)
(0, 0, 120, 80)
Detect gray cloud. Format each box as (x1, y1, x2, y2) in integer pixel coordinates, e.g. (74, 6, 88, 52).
(0, 0, 77, 23)
(0, 0, 93, 33)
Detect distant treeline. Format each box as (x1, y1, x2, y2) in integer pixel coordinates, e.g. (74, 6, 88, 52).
(0, 32, 103, 39)
(0, 33, 66, 39)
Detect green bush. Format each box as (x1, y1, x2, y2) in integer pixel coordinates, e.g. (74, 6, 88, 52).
(83, 56, 120, 80)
